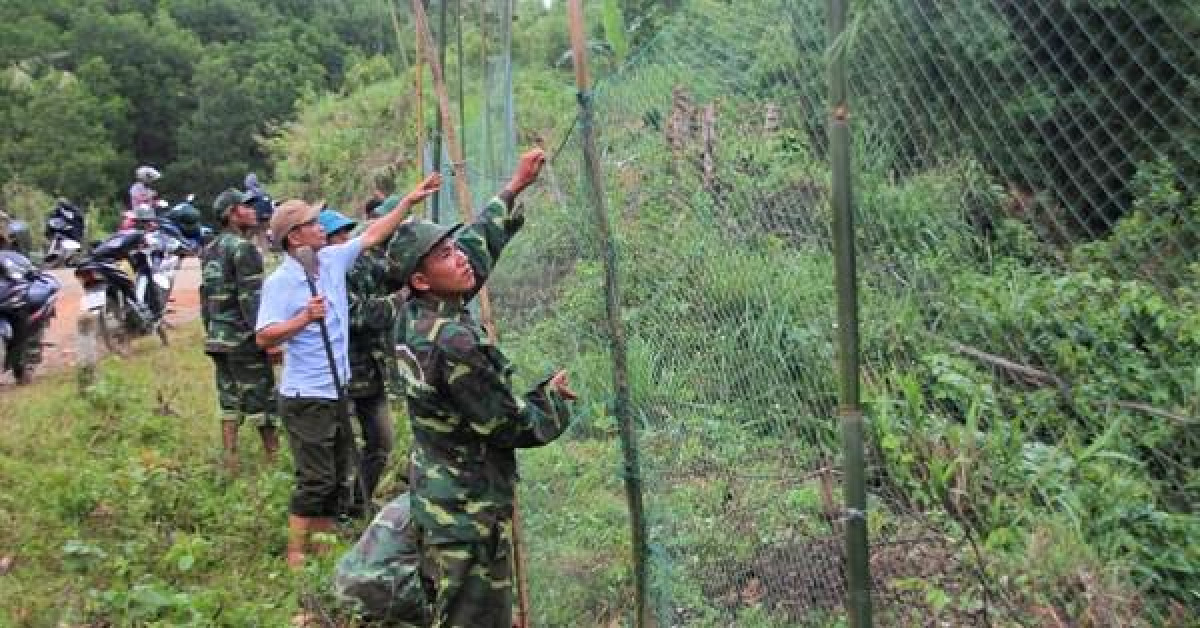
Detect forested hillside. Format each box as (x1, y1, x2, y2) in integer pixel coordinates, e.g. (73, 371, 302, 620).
(1, 0, 1196, 626)
(0, 0, 401, 217)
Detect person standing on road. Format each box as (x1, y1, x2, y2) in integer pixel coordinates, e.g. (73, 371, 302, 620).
(255, 173, 441, 569)
(200, 188, 279, 474)
(387, 148, 577, 627)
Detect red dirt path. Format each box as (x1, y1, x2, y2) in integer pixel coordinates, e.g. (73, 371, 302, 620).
(0, 257, 202, 387)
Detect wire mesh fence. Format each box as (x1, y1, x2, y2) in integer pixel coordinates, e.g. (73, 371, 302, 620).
(478, 0, 1199, 625)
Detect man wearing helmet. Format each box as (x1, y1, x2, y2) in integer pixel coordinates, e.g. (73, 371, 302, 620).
(130, 166, 161, 211)
(201, 188, 280, 474)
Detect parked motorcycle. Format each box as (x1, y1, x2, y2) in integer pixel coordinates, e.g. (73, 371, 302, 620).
(73, 228, 178, 354)
(42, 199, 87, 269)
(161, 194, 213, 253)
(5, 219, 34, 257)
(0, 250, 61, 384)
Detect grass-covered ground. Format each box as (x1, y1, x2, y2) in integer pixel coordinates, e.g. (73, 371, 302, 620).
(0, 323, 638, 627)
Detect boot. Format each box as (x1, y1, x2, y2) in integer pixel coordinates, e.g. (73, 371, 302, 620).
(286, 514, 311, 569)
(221, 421, 239, 475)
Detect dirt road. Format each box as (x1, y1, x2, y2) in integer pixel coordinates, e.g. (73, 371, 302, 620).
(0, 257, 203, 386)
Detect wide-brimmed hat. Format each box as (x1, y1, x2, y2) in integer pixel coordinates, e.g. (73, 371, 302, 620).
(270, 199, 322, 249)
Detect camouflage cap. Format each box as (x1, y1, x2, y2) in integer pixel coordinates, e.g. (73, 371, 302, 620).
(213, 188, 254, 219)
(385, 220, 463, 288)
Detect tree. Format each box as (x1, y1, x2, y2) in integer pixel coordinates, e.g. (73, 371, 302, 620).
(3, 63, 125, 203)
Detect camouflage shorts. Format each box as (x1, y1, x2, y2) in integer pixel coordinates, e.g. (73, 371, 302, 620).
(422, 522, 513, 628)
(212, 352, 278, 427)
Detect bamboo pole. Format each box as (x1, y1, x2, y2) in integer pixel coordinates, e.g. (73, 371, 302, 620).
(828, 0, 872, 625)
(431, 0, 448, 221)
(386, 0, 410, 70)
(411, 4, 530, 626)
(410, 0, 497, 340)
(567, 2, 648, 626)
(393, 0, 424, 214)
(456, 0, 466, 176)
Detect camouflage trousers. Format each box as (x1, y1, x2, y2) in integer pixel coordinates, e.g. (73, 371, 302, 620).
(349, 391, 394, 512)
(211, 351, 278, 427)
(422, 521, 514, 628)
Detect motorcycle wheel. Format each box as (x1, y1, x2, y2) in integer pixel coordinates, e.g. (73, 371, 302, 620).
(97, 293, 131, 357)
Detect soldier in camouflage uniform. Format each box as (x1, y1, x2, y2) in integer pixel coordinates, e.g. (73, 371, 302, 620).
(386, 147, 577, 627)
(201, 188, 280, 474)
(320, 207, 403, 516)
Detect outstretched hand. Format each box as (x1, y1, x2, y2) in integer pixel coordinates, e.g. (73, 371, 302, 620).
(505, 148, 546, 196)
(547, 369, 578, 401)
(402, 172, 443, 208)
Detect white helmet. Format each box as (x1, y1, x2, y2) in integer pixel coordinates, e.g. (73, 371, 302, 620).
(135, 166, 162, 183)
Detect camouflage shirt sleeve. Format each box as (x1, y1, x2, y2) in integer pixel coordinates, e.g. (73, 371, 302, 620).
(232, 239, 265, 329)
(199, 259, 210, 328)
(456, 196, 524, 302)
(347, 255, 402, 334)
(437, 326, 571, 449)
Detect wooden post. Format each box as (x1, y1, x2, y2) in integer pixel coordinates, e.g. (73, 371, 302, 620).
(569, 1, 650, 625)
(411, 3, 530, 626)
(390, 1, 423, 217)
(410, 0, 497, 341)
(666, 86, 693, 153)
(701, 102, 717, 190)
(764, 102, 781, 134)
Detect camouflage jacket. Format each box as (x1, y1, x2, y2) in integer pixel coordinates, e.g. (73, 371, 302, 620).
(333, 493, 428, 624)
(347, 247, 403, 398)
(200, 230, 266, 354)
(398, 197, 572, 544)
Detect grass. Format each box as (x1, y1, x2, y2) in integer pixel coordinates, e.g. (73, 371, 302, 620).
(0, 323, 644, 627)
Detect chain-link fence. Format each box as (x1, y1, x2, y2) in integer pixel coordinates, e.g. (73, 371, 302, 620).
(479, 0, 1198, 625)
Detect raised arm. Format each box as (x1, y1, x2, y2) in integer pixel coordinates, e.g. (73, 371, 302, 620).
(359, 173, 442, 249)
(438, 326, 572, 449)
(455, 147, 546, 301)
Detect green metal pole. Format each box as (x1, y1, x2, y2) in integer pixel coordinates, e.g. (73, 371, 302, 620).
(567, 2, 647, 625)
(828, 0, 872, 626)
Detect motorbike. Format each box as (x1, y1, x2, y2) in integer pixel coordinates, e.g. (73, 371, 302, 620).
(5, 219, 34, 257)
(73, 228, 180, 354)
(160, 194, 213, 253)
(0, 250, 61, 384)
(42, 201, 87, 269)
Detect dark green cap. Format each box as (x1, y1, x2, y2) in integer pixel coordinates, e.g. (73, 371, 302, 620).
(386, 220, 462, 288)
(213, 188, 253, 219)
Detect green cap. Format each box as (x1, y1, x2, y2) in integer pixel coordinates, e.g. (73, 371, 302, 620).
(213, 188, 253, 219)
(385, 220, 463, 288)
